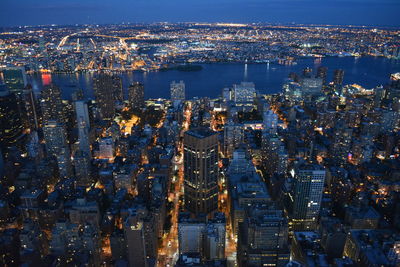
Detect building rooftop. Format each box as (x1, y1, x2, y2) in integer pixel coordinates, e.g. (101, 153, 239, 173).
(185, 127, 217, 139)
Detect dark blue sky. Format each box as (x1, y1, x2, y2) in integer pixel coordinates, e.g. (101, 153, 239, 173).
(1, 0, 399, 27)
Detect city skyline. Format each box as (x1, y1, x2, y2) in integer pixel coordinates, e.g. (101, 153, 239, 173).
(0, 1, 400, 267)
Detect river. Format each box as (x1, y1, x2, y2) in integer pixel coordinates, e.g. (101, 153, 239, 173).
(27, 56, 400, 100)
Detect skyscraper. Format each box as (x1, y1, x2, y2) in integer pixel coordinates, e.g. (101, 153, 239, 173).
(289, 162, 326, 230)
(124, 214, 148, 267)
(223, 120, 243, 158)
(93, 73, 115, 120)
(75, 100, 91, 156)
(42, 120, 68, 157)
(73, 150, 92, 187)
(263, 109, 278, 135)
(233, 82, 256, 103)
(2, 67, 27, 93)
(178, 213, 206, 255)
(301, 77, 323, 96)
(40, 83, 65, 123)
(128, 82, 144, 110)
(238, 204, 289, 267)
(112, 75, 123, 103)
(21, 85, 39, 130)
(222, 88, 232, 102)
(183, 128, 219, 215)
(0, 84, 24, 150)
(178, 212, 226, 260)
(170, 80, 185, 101)
(56, 147, 73, 179)
(316, 66, 328, 85)
(75, 101, 90, 129)
(333, 69, 345, 86)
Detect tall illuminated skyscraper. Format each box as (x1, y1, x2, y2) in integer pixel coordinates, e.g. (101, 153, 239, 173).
(0, 84, 24, 150)
(93, 73, 115, 120)
(128, 82, 144, 110)
(183, 128, 219, 215)
(289, 162, 325, 230)
(21, 85, 39, 130)
(170, 80, 185, 101)
(42, 120, 68, 157)
(40, 83, 64, 123)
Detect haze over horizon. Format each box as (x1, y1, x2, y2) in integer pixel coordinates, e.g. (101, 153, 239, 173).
(1, 0, 399, 27)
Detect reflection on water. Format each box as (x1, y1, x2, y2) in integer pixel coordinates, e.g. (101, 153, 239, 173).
(27, 56, 400, 100)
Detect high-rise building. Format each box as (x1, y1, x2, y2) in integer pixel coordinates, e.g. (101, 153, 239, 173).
(222, 88, 232, 102)
(75, 100, 91, 155)
(38, 35, 45, 53)
(56, 147, 73, 179)
(73, 150, 92, 187)
(178, 214, 206, 255)
(178, 212, 226, 260)
(75, 100, 90, 129)
(42, 120, 68, 157)
(93, 73, 115, 120)
(316, 66, 328, 84)
(288, 162, 326, 230)
(283, 79, 302, 103)
(124, 214, 148, 267)
(184, 128, 219, 215)
(170, 80, 185, 101)
(0, 84, 24, 150)
(98, 137, 114, 160)
(21, 85, 39, 130)
(26, 131, 42, 160)
(238, 204, 289, 267)
(128, 82, 145, 110)
(40, 83, 65, 123)
(2, 67, 27, 93)
(301, 77, 323, 96)
(333, 69, 345, 86)
(263, 109, 278, 135)
(223, 120, 244, 158)
(81, 224, 102, 266)
(330, 123, 353, 164)
(112, 75, 123, 102)
(204, 213, 226, 260)
(233, 82, 256, 103)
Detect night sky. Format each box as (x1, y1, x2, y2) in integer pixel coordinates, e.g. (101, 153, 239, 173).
(1, 0, 399, 27)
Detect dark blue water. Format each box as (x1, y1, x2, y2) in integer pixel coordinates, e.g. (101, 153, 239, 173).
(27, 56, 400, 100)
